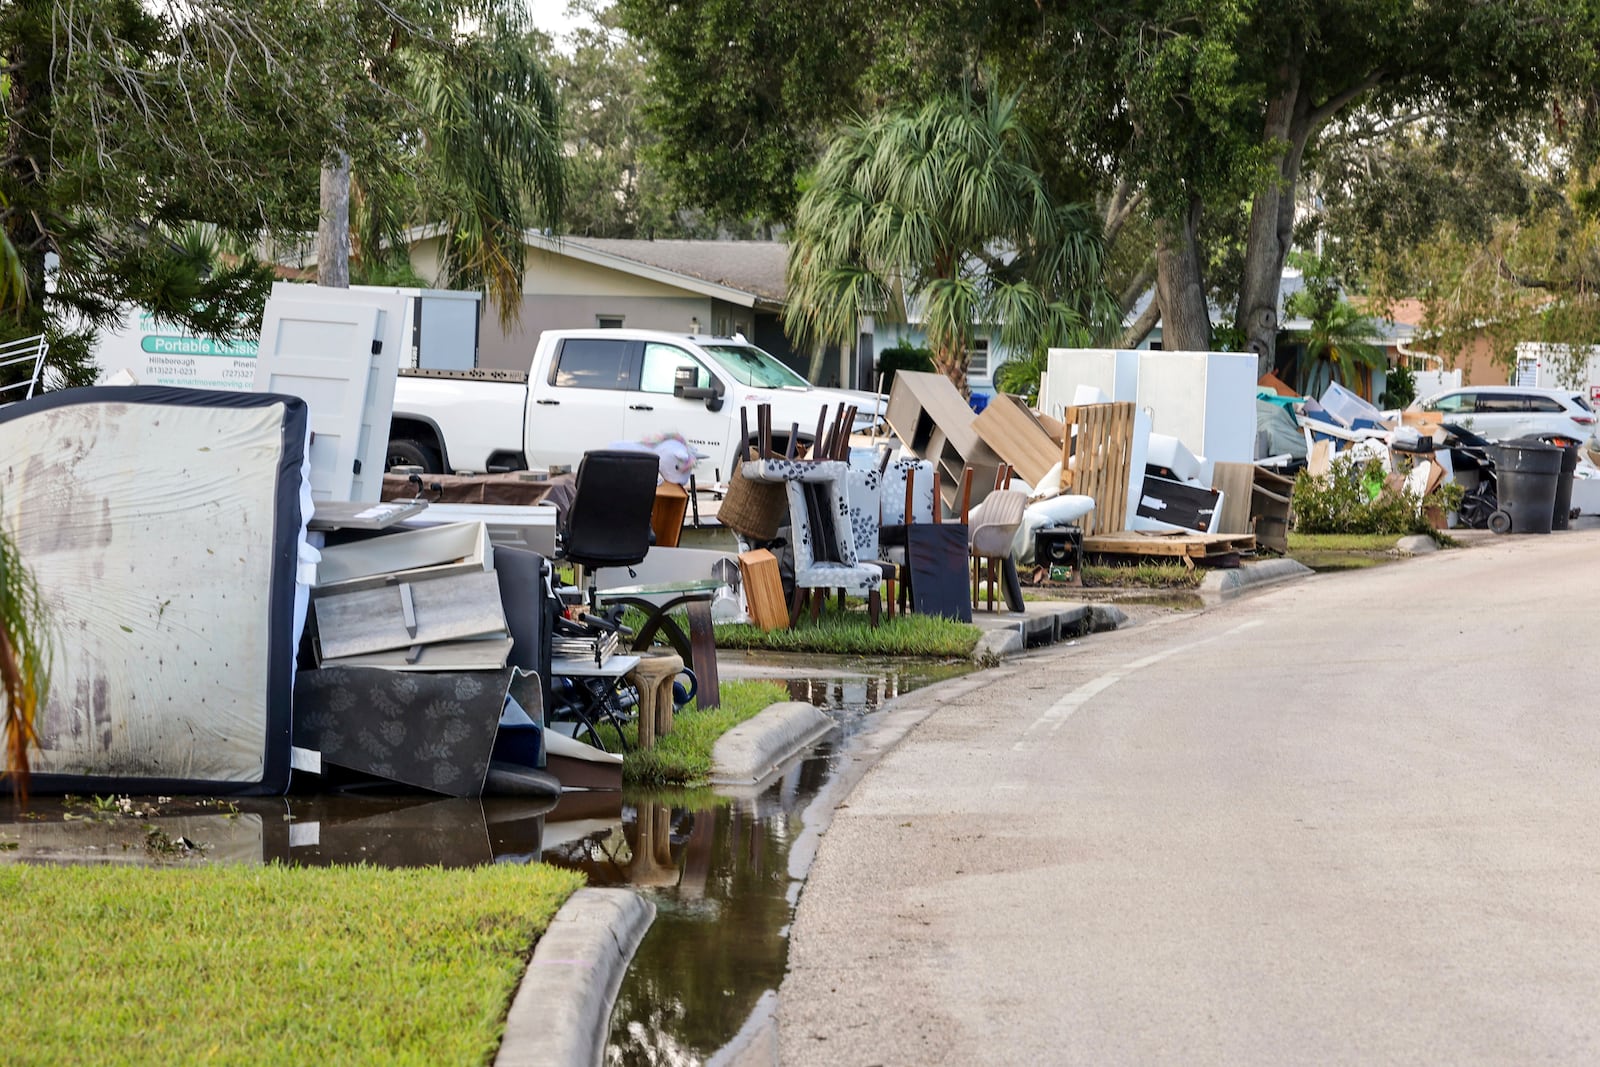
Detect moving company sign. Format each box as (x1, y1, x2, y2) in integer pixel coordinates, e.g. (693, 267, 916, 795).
(93, 308, 258, 390)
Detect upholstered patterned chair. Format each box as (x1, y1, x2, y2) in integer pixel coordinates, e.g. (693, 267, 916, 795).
(742, 458, 884, 625)
(876, 458, 936, 613)
(844, 467, 900, 619)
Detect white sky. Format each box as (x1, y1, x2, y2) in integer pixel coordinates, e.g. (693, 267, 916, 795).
(527, 0, 598, 51)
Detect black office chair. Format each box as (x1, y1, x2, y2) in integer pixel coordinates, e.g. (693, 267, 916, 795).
(559, 449, 661, 609)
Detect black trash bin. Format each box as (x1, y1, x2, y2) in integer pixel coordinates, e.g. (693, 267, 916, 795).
(1524, 435, 1581, 529)
(1488, 441, 1562, 534)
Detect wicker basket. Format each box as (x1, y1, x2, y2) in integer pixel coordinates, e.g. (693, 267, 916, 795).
(718, 460, 788, 541)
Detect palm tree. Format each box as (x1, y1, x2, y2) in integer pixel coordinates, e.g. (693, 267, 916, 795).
(1287, 282, 1388, 395)
(0, 516, 50, 801)
(319, 14, 564, 330)
(785, 77, 1117, 394)
(402, 26, 564, 328)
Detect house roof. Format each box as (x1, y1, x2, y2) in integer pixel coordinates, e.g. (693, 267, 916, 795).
(527, 234, 790, 309)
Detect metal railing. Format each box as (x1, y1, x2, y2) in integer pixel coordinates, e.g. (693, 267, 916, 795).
(0, 334, 48, 405)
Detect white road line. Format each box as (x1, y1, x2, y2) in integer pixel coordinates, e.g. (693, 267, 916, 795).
(1014, 619, 1265, 748)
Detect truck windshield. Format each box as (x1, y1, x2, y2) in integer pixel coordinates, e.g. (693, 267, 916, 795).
(700, 344, 810, 388)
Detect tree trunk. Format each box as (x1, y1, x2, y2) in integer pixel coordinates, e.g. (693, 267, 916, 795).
(1153, 199, 1210, 352)
(1118, 299, 1161, 350)
(1236, 75, 1311, 379)
(317, 152, 352, 288)
(933, 347, 969, 398)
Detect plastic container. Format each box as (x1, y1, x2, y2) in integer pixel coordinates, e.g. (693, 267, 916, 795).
(1521, 435, 1581, 530)
(1488, 441, 1562, 534)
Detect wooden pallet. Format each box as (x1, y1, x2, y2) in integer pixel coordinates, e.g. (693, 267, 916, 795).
(1083, 531, 1256, 564)
(1060, 401, 1135, 537)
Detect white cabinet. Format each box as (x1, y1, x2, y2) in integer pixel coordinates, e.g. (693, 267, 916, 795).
(1044, 348, 1257, 464)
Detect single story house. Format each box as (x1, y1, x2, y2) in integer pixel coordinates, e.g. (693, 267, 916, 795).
(404, 233, 851, 378)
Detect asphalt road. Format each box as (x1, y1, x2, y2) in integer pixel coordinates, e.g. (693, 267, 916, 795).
(776, 534, 1600, 1065)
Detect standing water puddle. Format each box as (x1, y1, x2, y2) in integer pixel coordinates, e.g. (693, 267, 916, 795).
(0, 655, 970, 1065)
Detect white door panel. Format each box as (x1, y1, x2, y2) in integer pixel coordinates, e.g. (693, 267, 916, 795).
(255, 289, 405, 502)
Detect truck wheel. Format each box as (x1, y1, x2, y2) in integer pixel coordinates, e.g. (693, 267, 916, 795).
(387, 438, 442, 473)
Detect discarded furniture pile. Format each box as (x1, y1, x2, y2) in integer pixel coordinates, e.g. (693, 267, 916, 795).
(717, 394, 1014, 625)
(0, 347, 731, 802)
(1261, 377, 1592, 536)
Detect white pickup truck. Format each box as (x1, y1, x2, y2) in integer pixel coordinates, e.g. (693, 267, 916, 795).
(387, 328, 884, 479)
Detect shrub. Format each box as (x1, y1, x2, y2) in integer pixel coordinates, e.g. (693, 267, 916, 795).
(1292, 457, 1461, 536)
(876, 345, 935, 390)
(1381, 364, 1417, 408)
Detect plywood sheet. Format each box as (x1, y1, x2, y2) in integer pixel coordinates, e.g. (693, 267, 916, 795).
(1210, 462, 1257, 535)
(973, 396, 1061, 487)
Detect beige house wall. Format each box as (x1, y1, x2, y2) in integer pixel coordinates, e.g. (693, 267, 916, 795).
(1382, 299, 1510, 387)
(478, 294, 711, 372)
(408, 236, 763, 373)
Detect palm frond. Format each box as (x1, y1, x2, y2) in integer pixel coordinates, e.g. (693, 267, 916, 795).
(0, 516, 51, 803)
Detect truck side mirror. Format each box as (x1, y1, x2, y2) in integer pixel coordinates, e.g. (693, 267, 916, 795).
(674, 366, 725, 411)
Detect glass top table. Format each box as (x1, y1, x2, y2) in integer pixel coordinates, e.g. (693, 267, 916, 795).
(596, 579, 723, 708)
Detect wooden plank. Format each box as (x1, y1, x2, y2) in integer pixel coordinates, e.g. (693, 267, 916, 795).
(737, 549, 789, 630)
(1210, 462, 1256, 536)
(972, 397, 1060, 487)
(1083, 531, 1255, 559)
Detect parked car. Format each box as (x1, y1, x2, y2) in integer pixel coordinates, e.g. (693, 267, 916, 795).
(1407, 385, 1596, 442)
(388, 329, 884, 479)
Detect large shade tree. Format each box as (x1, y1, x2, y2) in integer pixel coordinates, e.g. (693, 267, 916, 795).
(0, 0, 372, 386)
(621, 0, 1595, 375)
(784, 81, 1117, 394)
(1313, 102, 1600, 385)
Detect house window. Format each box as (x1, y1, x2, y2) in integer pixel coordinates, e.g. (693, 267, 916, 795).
(967, 337, 990, 377)
(549, 338, 630, 390)
(596, 315, 624, 329)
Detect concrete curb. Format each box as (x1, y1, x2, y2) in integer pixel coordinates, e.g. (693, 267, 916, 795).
(495, 888, 655, 1067)
(1200, 557, 1314, 599)
(1395, 534, 1439, 555)
(710, 701, 835, 787)
(972, 603, 1128, 662)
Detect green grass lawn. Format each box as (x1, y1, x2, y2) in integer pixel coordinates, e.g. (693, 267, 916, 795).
(714, 607, 981, 657)
(1287, 533, 1403, 551)
(602, 678, 790, 788)
(0, 862, 582, 1067)
(1287, 531, 1407, 573)
(1080, 561, 1203, 588)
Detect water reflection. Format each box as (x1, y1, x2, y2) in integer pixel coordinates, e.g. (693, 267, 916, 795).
(603, 749, 835, 1067)
(0, 656, 968, 1067)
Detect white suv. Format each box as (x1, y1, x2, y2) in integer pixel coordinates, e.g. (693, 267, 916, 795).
(1409, 386, 1596, 442)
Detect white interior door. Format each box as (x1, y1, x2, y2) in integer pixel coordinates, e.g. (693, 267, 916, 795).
(255, 298, 383, 502)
